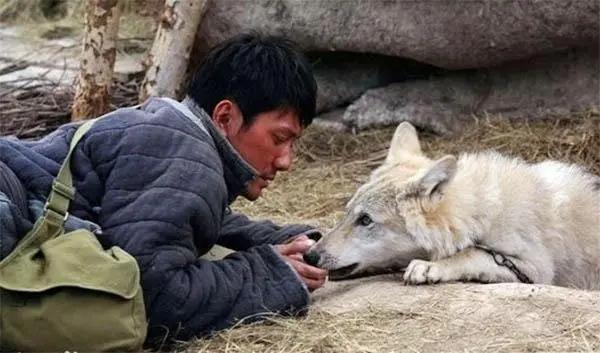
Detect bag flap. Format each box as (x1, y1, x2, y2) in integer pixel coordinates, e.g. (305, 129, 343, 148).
(0, 230, 140, 299)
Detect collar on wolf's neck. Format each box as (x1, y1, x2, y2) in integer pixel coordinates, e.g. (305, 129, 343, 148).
(473, 244, 533, 284)
(181, 96, 259, 203)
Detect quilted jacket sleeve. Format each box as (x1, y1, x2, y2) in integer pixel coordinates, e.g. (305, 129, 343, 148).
(217, 210, 321, 250)
(72, 108, 310, 343)
(145, 244, 310, 342)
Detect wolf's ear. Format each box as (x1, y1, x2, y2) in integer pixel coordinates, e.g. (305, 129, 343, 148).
(386, 121, 422, 163)
(418, 155, 457, 198)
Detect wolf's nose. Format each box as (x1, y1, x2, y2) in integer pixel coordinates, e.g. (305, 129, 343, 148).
(303, 251, 320, 267)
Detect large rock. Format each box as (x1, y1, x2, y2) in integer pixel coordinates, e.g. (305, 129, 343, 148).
(312, 52, 439, 114)
(196, 0, 599, 70)
(343, 47, 600, 134)
(312, 275, 600, 352)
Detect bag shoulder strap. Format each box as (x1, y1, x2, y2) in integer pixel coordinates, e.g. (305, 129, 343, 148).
(42, 119, 97, 228)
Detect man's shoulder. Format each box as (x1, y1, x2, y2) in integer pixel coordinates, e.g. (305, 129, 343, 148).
(89, 98, 192, 133)
(83, 99, 222, 170)
(84, 99, 209, 144)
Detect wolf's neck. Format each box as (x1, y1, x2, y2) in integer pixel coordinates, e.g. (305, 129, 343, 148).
(420, 154, 506, 259)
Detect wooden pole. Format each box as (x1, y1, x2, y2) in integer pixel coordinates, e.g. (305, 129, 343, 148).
(71, 0, 121, 122)
(139, 0, 208, 102)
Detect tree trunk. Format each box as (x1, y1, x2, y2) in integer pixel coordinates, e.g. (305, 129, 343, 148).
(71, 0, 120, 122)
(139, 0, 208, 102)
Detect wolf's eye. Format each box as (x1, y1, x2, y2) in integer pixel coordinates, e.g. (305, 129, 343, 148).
(357, 214, 373, 227)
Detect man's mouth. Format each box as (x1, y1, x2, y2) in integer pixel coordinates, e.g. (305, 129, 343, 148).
(328, 263, 359, 280)
(260, 175, 275, 187)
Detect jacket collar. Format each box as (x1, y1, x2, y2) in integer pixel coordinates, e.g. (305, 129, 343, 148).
(180, 97, 258, 203)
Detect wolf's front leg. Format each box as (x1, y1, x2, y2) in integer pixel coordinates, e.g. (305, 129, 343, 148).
(403, 247, 529, 285)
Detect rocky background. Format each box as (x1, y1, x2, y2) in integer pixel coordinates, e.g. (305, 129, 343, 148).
(1, 0, 598, 135)
(191, 0, 599, 133)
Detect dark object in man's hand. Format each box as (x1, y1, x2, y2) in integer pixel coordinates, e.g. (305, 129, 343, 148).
(303, 251, 320, 267)
(305, 231, 322, 242)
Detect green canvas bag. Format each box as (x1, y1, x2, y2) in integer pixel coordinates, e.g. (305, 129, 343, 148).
(0, 120, 147, 352)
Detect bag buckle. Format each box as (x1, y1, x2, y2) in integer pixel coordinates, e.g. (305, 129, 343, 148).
(43, 201, 69, 222)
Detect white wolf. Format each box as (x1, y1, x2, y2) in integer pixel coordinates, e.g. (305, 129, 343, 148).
(306, 122, 600, 290)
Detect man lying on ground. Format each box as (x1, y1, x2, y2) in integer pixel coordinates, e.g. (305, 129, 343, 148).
(0, 33, 328, 346)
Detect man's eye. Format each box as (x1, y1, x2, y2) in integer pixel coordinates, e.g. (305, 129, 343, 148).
(357, 214, 373, 226)
(273, 135, 286, 145)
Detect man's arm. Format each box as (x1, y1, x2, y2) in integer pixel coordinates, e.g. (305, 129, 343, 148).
(137, 240, 310, 344)
(217, 210, 322, 250)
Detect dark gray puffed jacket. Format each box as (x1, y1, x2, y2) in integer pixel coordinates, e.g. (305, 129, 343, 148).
(0, 97, 315, 343)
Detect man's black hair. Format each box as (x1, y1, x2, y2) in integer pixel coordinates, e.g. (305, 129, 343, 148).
(187, 33, 317, 128)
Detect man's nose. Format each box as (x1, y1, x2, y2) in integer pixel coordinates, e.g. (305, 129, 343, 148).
(274, 147, 293, 171)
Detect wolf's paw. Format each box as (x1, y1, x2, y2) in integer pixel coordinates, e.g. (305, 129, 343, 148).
(403, 260, 445, 285)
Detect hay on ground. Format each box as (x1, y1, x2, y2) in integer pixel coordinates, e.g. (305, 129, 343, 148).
(187, 280, 600, 353)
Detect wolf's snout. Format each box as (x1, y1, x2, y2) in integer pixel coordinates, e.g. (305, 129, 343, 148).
(303, 250, 320, 266)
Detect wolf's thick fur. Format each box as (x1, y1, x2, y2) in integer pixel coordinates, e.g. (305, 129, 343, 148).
(311, 122, 600, 290)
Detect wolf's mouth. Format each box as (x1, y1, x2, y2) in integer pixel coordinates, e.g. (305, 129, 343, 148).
(329, 263, 359, 280)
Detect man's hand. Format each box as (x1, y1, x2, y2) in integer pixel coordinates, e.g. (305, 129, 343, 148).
(274, 235, 328, 291)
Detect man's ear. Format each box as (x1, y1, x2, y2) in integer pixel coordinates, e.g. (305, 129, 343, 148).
(417, 155, 457, 199)
(212, 100, 243, 136)
(386, 121, 423, 164)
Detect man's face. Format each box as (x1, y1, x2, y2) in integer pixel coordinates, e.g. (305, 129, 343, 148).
(212, 100, 303, 200)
